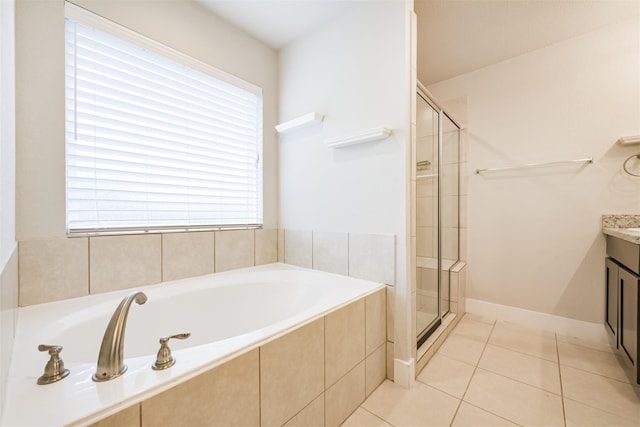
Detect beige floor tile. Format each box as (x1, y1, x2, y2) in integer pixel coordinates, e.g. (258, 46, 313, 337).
(479, 344, 561, 394)
(560, 365, 640, 422)
(451, 317, 494, 343)
(437, 334, 486, 366)
(489, 321, 558, 362)
(464, 368, 564, 426)
(462, 313, 496, 325)
(417, 353, 475, 398)
(361, 380, 459, 427)
(557, 333, 614, 354)
(564, 397, 639, 427)
(558, 340, 629, 383)
(341, 408, 392, 427)
(451, 402, 518, 427)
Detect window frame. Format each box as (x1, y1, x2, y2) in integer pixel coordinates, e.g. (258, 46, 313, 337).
(64, 3, 264, 236)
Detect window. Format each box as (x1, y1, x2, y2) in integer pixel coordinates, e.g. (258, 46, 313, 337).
(65, 5, 263, 234)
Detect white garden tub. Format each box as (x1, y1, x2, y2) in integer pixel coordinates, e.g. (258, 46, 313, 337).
(1, 263, 384, 426)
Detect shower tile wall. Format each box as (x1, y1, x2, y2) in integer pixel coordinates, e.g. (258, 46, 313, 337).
(279, 229, 396, 380)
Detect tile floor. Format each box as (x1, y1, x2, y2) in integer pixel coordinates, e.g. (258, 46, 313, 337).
(343, 314, 640, 426)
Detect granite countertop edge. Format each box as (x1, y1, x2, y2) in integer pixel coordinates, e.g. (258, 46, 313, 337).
(603, 227, 640, 245)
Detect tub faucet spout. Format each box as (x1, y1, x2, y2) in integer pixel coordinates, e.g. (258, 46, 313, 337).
(93, 291, 147, 382)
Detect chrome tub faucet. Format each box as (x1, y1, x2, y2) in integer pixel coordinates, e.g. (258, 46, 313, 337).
(93, 291, 147, 382)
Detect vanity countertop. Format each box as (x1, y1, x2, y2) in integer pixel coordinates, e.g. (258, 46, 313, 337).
(603, 227, 640, 245)
(602, 214, 640, 245)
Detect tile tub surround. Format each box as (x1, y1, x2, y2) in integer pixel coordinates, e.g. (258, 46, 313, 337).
(87, 290, 387, 427)
(17, 229, 278, 306)
(3, 265, 386, 426)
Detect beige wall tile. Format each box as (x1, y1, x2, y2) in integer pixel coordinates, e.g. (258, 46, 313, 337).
(90, 235, 161, 294)
(214, 229, 254, 272)
(255, 228, 277, 265)
(284, 229, 312, 268)
(277, 228, 285, 262)
(348, 233, 395, 285)
(386, 285, 394, 343)
(142, 349, 259, 427)
(261, 319, 324, 427)
(283, 393, 324, 427)
(161, 232, 214, 281)
(19, 238, 88, 305)
(365, 288, 386, 356)
(325, 362, 366, 427)
(365, 343, 386, 397)
(325, 300, 365, 387)
(90, 405, 140, 427)
(312, 231, 348, 275)
(386, 341, 394, 380)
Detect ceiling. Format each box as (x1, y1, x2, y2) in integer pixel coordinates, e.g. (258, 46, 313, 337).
(199, 0, 640, 85)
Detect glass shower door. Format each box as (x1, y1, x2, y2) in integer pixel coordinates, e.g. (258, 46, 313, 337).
(416, 93, 440, 340)
(416, 91, 460, 347)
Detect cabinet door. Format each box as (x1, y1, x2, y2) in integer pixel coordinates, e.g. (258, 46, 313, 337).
(619, 267, 638, 373)
(605, 258, 619, 344)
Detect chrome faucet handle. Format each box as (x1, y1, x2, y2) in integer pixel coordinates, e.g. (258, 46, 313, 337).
(152, 333, 191, 371)
(37, 344, 70, 385)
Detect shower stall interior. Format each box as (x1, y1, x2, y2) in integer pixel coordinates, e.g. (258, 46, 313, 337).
(415, 88, 461, 347)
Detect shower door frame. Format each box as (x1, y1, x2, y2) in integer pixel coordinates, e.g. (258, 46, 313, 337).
(416, 84, 461, 348)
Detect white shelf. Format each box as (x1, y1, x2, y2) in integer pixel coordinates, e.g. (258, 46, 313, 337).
(325, 127, 392, 149)
(275, 112, 324, 133)
(617, 135, 640, 146)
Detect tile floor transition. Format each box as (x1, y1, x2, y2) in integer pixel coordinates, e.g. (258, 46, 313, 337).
(343, 314, 640, 426)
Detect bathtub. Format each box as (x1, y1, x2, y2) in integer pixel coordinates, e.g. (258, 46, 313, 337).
(1, 263, 385, 426)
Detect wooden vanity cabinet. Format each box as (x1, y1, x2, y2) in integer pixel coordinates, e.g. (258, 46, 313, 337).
(605, 258, 619, 346)
(605, 235, 640, 384)
(619, 267, 638, 373)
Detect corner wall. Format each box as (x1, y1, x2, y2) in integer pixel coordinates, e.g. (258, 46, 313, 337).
(277, 1, 412, 374)
(427, 15, 640, 324)
(0, 0, 18, 417)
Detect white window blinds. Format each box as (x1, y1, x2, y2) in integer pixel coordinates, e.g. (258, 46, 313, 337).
(65, 9, 263, 234)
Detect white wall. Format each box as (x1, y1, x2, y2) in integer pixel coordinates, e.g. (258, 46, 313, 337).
(0, 0, 18, 416)
(15, 0, 279, 240)
(428, 16, 640, 324)
(278, 1, 412, 368)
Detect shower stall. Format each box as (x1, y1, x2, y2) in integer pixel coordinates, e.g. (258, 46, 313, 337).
(415, 87, 461, 347)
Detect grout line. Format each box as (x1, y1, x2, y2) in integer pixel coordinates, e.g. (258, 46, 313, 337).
(359, 406, 396, 426)
(258, 346, 262, 426)
(556, 334, 567, 427)
(87, 237, 91, 295)
(461, 401, 525, 427)
(448, 320, 496, 427)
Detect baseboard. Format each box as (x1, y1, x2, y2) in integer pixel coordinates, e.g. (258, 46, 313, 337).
(465, 298, 607, 343)
(393, 358, 415, 388)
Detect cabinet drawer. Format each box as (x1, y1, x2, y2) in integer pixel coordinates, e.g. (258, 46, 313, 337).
(607, 235, 640, 275)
